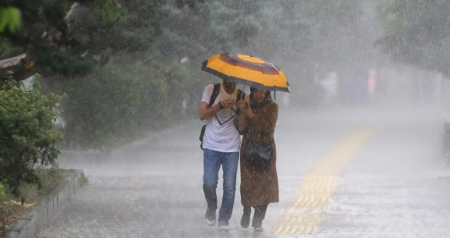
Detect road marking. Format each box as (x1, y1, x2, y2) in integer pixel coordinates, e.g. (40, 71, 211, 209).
(271, 129, 375, 234)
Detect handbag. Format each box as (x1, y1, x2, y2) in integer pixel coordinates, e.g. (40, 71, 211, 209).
(244, 140, 273, 169)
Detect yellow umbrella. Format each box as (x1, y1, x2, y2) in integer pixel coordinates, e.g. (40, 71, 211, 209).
(201, 53, 290, 92)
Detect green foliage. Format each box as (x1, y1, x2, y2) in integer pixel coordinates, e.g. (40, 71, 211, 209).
(56, 0, 375, 148)
(59, 59, 204, 149)
(376, 0, 450, 76)
(59, 65, 140, 149)
(0, 182, 6, 199)
(0, 7, 21, 34)
(77, 171, 89, 187)
(18, 169, 65, 197)
(0, 73, 63, 196)
(1, 0, 167, 77)
(4, 0, 381, 150)
(131, 59, 205, 129)
(95, 0, 126, 23)
(160, 0, 265, 59)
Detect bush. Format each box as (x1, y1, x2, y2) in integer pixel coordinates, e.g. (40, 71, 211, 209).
(0, 182, 5, 200)
(0, 73, 63, 196)
(58, 60, 205, 150)
(59, 64, 140, 149)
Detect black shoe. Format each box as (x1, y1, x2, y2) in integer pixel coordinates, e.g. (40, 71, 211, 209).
(241, 212, 250, 228)
(205, 207, 216, 226)
(241, 206, 251, 228)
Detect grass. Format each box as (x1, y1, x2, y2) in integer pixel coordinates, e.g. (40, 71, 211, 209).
(0, 169, 80, 238)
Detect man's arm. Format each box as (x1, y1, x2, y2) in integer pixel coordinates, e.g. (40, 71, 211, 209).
(199, 101, 221, 121)
(199, 99, 236, 121)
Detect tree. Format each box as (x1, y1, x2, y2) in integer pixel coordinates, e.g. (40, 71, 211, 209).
(4, 0, 315, 149)
(0, 73, 63, 196)
(0, 0, 166, 80)
(376, 0, 450, 77)
(158, 0, 266, 62)
(0, 6, 21, 34)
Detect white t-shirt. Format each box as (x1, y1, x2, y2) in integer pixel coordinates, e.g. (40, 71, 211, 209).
(201, 84, 241, 152)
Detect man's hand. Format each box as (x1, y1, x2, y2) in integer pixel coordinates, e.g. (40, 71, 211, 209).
(220, 99, 235, 109)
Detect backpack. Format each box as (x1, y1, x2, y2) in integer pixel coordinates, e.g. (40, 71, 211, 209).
(199, 83, 244, 150)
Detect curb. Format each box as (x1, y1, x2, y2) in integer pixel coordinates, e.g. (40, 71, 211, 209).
(6, 170, 83, 238)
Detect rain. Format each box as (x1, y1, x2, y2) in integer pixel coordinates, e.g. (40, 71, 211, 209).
(1, 0, 450, 237)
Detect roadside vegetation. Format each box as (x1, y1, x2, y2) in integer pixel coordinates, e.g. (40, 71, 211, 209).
(0, 169, 79, 238)
(1, 0, 380, 150)
(0, 74, 68, 237)
(1, 0, 449, 235)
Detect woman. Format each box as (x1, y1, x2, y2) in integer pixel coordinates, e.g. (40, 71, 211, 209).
(235, 87, 279, 232)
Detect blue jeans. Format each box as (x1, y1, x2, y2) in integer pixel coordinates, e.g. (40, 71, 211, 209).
(203, 149, 239, 222)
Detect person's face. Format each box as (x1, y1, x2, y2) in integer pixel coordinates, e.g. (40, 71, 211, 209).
(252, 88, 266, 103)
(223, 80, 237, 93)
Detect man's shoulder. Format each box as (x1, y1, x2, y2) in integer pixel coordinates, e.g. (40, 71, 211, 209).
(202, 83, 221, 103)
(204, 83, 214, 90)
(204, 83, 221, 92)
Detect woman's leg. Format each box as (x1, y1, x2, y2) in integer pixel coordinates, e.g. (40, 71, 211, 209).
(241, 206, 251, 228)
(252, 204, 268, 230)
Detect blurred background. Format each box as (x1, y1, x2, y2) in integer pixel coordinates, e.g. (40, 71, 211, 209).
(1, 0, 450, 151)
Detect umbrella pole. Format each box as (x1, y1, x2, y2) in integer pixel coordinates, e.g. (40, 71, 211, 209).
(274, 86, 276, 100)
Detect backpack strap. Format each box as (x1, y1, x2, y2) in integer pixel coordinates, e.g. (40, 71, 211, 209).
(201, 83, 220, 150)
(209, 83, 221, 107)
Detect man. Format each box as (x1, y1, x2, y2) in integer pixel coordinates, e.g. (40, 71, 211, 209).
(199, 79, 246, 230)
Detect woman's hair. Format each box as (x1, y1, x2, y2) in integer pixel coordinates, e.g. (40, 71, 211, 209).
(250, 87, 272, 100)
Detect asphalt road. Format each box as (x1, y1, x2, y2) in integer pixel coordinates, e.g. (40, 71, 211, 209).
(37, 104, 450, 238)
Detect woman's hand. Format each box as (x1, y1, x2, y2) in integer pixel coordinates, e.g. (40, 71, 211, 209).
(236, 99, 246, 110)
(243, 107, 255, 119)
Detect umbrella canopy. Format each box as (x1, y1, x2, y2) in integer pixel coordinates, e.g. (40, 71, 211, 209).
(202, 53, 290, 92)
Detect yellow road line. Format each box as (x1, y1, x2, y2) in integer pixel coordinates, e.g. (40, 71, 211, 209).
(271, 129, 375, 235)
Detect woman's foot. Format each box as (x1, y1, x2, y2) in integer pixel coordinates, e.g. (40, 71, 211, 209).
(241, 207, 251, 228)
(252, 204, 267, 231)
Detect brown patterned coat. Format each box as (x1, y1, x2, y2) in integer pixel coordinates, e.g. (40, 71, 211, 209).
(236, 101, 279, 207)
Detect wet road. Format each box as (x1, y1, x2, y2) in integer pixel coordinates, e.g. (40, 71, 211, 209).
(38, 105, 450, 238)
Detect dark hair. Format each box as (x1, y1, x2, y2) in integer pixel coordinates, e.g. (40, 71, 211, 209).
(250, 87, 271, 99)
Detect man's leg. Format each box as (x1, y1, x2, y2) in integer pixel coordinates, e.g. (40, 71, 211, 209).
(203, 149, 221, 225)
(218, 151, 239, 223)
